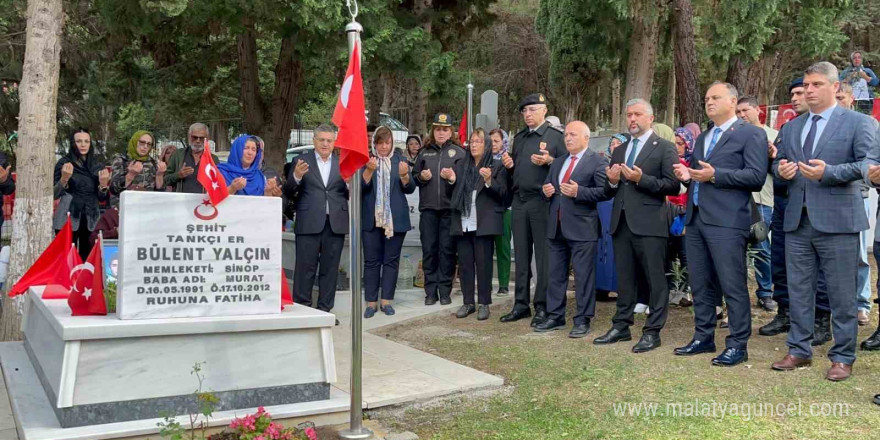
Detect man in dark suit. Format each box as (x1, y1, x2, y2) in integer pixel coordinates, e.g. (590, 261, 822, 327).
(593, 98, 680, 353)
(771, 62, 879, 381)
(535, 121, 609, 338)
(672, 82, 768, 367)
(283, 124, 350, 314)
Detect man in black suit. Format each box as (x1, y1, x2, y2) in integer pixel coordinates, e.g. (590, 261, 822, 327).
(283, 124, 350, 314)
(593, 98, 680, 353)
(672, 82, 768, 367)
(535, 121, 609, 338)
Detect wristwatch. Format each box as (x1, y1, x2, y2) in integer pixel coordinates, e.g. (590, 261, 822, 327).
(709, 176, 716, 184)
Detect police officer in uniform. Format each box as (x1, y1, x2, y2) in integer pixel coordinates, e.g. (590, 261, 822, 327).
(499, 93, 566, 326)
(413, 113, 466, 305)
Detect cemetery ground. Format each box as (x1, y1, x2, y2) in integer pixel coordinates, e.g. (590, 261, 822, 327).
(366, 261, 880, 440)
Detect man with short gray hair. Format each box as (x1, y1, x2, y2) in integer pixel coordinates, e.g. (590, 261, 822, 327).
(164, 122, 219, 193)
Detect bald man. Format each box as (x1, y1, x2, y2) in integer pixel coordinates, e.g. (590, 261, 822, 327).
(535, 121, 610, 337)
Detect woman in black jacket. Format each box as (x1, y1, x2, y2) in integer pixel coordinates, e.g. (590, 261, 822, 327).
(54, 128, 110, 260)
(450, 128, 510, 320)
(361, 126, 416, 318)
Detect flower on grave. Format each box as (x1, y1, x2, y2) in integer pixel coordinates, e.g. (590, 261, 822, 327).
(227, 408, 313, 440)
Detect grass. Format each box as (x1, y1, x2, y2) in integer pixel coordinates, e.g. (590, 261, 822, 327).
(377, 276, 880, 440)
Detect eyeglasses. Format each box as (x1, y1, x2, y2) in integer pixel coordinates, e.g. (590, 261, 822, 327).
(190, 135, 207, 142)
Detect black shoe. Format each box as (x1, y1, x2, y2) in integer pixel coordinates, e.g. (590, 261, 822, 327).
(439, 295, 452, 305)
(758, 309, 790, 336)
(456, 304, 476, 318)
(531, 306, 548, 328)
(812, 312, 831, 347)
(711, 347, 748, 367)
(477, 305, 490, 321)
(534, 318, 566, 332)
(497, 287, 509, 295)
(593, 327, 632, 345)
(500, 308, 531, 323)
(569, 322, 591, 338)
(632, 334, 661, 353)
(874, 394, 880, 406)
(757, 297, 778, 312)
(335, 319, 340, 326)
(674, 339, 717, 356)
(425, 296, 438, 306)
(861, 328, 880, 351)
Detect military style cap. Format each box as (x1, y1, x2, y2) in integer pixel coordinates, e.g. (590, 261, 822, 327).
(519, 93, 548, 111)
(788, 77, 804, 92)
(432, 113, 453, 127)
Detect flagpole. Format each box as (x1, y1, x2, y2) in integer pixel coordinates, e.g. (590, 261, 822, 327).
(467, 82, 474, 140)
(338, 0, 372, 438)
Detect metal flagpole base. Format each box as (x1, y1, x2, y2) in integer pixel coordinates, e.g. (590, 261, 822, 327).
(337, 427, 374, 439)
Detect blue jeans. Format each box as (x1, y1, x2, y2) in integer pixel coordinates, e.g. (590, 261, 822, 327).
(751, 204, 773, 299)
(857, 197, 872, 311)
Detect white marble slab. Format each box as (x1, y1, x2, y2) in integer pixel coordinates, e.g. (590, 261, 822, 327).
(0, 342, 349, 440)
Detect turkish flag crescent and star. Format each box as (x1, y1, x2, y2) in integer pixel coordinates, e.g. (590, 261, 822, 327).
(331, 41, 369, 180)
(41, 244, 83, 299)
(8, 215, 76, 297)
(197, 140, 229, 206)
(67, 242, 107, 316)
(774, 104, 798, 130)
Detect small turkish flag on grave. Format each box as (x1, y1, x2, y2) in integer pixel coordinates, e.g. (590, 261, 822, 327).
(67, 241, 107, 316)
(197, 140, 229, 206)
(8, 215, 76, 297)
(42, 244, 83, 299)
(281, 270, 293, 310)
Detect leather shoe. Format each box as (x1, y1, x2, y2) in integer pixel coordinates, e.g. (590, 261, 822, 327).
(758, 309, 790, 336)
(569, 323, 591, 339)
(456, 304, 475, 318)
(477, 305, 490, 321)
(674, 339, 717, 356)
(499, 308, 531, 323)
(757, 297, 778, 312)
(858, 310, 870, 326)
(771, 354, 812, 371)
(534, 318, 565, 332)
(873, 394, 880, 406)
(712, 347, 748, 367)
(632, 334, 661, 353)
(425, 296, 438, 306)
(593, 328, 632, 345)
(825, 362, 853, 381)
(530, 306, 548, 327)
(861, 328, 880, 351)
(439, 295, 452, 305)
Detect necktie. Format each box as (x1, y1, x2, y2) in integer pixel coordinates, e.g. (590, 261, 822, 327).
(626, 139, 640, 168)
(558, 156, 578, 221)
(693, 127, 723, 206)
(802, 114, 822, 159)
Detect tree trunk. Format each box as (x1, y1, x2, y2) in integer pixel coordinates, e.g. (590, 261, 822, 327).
(366, 76, 383, 131)
(381, 72, 393, 112)
(237, 14, 265, 137)
(211, 120, 229, 152)
(266, 32, 302, 173)
(611, 77, 621, 131)
(592, 84, 601, 128)
(725, 54, 751, 95)
(672, 0, 702, 126)
(665, 66, 676, 127)
(411, 0, 432, 137)
(622, 0, 661, 119)
(2, 0, 63, 341)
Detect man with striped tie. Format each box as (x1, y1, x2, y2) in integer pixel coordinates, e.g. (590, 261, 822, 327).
(672, 82, 768, 367)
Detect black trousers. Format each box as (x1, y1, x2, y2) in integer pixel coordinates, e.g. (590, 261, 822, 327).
(457, 232, 495, 305)
(420, 209, 455, 300)
(293, 216, 345, 312)
(546, 225, 596, 325)
(511, 196, 550, 311)
(611, 216, 670, 335)
(363, 228, 406, 302)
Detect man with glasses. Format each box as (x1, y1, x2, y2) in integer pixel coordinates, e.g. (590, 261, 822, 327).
(165, 122, 219, 193)
(499, 93, 565, 327)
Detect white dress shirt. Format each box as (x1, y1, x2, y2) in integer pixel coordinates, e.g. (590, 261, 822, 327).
(622, 129, 654, 166)
(294, 152, 334, 214)
(558, 148, 587, 184)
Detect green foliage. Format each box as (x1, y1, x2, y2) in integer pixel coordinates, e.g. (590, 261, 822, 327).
(157, 362, 217, 440)
(116, 103, 152, 145)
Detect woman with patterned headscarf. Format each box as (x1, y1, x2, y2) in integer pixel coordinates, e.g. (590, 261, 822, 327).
(109, 130, 165, 205)
(666, 127, 696, 307)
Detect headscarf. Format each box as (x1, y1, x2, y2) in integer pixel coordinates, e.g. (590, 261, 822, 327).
(652, 123, 675, 143)
(127, 130, 154, 162)
(67, 128, 99, 174)
(372, 127, 395, 238)
(674, 127, 696, 163)
(405, 134, 422, 161)
(684, 123, 701, 140)
(160, 144, 177, 162)
(608, 133, 630, 156)
(491, 129, 510, 160)
(218, 134, 266, 196)
(451, 129, 493, 218)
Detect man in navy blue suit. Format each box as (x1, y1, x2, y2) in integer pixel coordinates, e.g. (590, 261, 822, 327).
(534, 121, 610, 338)
(672, 82, 768, 367)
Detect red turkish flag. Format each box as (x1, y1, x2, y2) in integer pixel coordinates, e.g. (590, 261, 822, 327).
(459, 109, 468, 145)
(281, 270, 293, 310)
(8, 216, 76, 297)
(42, 245, 83, 299)
(197, 140, 229, 206)
(872, 98, 880, 122)
(775, 104, 799, 130)
(331, 41, 369, 180)
(67, 240, 106, 315)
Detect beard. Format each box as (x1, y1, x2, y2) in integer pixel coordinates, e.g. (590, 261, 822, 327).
(190, 143, 205, 152)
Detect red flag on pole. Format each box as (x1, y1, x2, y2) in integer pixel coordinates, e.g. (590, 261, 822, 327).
(331, 41, 369, 180)
(758, 105, 768, 126)
(67, 241, 107, 316)
(281, 270, 293, 310)
(872, 98, 880, 122)
(197, 140, 229, 206)
(8, 216, 76, 297)
(459, 109, 468, 145)
(774, 104, 798, 130)
(42, 244, 83, 299)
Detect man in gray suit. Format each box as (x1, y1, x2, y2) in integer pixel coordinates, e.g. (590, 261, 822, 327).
(771, 62, 879, 381)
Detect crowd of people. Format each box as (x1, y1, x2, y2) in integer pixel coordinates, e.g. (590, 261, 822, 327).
(45, 57, 880, 399)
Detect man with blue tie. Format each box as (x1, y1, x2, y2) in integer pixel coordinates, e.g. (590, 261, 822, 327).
(535, 121, 609, 338)
(771, 62, 879, 381)
(672, 82, 768, 367)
